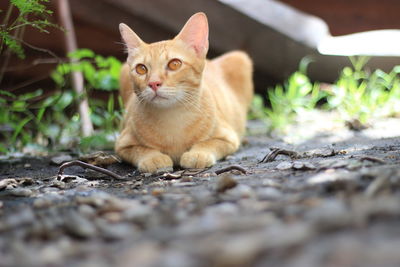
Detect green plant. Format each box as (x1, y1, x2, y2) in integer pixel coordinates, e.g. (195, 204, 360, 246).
(0, 49, 123, 154)
(326, 57, 400, 124)
(52, 48, 123, 151)
(0, 0, 56, 59)
(249, 58, 324, 133)
(0, 88, 73, 153)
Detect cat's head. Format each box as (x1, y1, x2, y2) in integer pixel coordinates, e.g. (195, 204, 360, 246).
(120, 12, 209, 108)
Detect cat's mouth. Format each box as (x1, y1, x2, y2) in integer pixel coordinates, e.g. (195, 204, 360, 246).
(151, 94, 169, 101)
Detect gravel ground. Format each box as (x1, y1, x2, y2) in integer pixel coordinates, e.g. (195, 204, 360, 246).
(1, 115, 400, 267)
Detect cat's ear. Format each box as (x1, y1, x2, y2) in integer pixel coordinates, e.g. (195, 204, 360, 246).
(119, 23, 144, 50)
(175, 12, 209, 57)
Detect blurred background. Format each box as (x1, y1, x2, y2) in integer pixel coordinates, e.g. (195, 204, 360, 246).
(0, 0, 399, 153)
(2, 0, 400, 92)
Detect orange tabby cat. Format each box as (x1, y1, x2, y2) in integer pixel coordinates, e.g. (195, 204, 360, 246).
(115, 12, 253, 173)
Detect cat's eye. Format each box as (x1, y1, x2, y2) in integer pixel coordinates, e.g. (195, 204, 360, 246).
(167, 59, 182, 71)
(135, 64, 147, 75)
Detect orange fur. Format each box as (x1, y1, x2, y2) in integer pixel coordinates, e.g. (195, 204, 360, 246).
(115, 13, 253, 173)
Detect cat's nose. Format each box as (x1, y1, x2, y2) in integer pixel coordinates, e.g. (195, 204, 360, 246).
(148, 81, 162, 91)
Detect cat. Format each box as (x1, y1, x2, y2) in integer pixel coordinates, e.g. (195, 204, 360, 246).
(115, 12, 253, 173)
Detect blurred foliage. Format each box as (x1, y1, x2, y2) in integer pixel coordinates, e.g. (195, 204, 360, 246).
(249, 58, 325, 133)
(0, 49, 123, 154)
(0, 0, 57, 59)
(326, 57, 400, 124)
(250, 57, 400, 134)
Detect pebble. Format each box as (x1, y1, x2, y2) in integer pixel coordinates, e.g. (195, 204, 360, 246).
(8, 188, 33, 197)
(216, 174, 238, 192)
(256, 187, 283, 200)
(96, 219, 134, 240)
(276, 161, 293, 170)
(226, 184, 254, 199)
(64, 210, 97, 238)
(50, 155, 73, 165)
(0, 178, 18, 190)
(293, 161, 317, 170)
(78, 204, 97, 217)
(123, 203, 152, 224)
(33, 197, 56, 208)
(306, 199, 352, 229)
(151, 188, 166, 196)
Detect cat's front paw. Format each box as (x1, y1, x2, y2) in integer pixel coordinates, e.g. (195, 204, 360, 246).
(180, 151, 216, 169)
(138, 153, 173, 174)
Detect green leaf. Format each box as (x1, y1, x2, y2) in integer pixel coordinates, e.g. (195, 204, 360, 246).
(68, 48, 95, 59)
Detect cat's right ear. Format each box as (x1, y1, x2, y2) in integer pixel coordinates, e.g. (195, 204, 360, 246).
(119, 23, 144, 50)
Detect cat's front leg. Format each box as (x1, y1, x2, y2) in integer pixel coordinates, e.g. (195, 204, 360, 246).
(180, 134, 239, 169)
(115, 130, 173, 173)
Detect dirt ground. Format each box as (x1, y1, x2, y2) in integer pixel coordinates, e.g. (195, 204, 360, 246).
(1, 113, 400, 267)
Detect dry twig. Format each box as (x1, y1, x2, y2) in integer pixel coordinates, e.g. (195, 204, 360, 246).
(359, 156, 386, 164)
(259, 148, 300, 163)
(215, 165, 247, 175)
(57, 160, 126, 180)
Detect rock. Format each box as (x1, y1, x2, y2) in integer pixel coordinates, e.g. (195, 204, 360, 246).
(292, 161, 317, 170)
(123, 202, 152, 224)
(256, 187, 283, 200)
(216, 174, 238, 193)
(95, 219, 134, 240)
(8, 188, 33, 197)
(79, 151, 121, 166)
(276, 161, 293, 170)
(1, 208, 35, 231)
(63, 210, 97, 238)
(304, 147, 336, 158)
(306, 199, 352, 229)
(226, 184, 255, 199)
(78, 204, 97, 217)
(51, 155, 73, 165)
(0, 178, 18, 190)
(262, 179, 282, 188)
(33, 197, 56, 209)
(151, 188, 166, 196)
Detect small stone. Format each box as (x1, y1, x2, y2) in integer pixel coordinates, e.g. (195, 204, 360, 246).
(256, 187, 283, 200)
(216, 174, 237, 193)
(103, 211, 123, 223)
(78, 204, 97, 217)
(96, 219, 134, 240)
(8, 188, 33, 197)
(144, 173, 152, 178)
(226, 184, 254, 199)
(304, 147, 336, 157)
(51, 154, 73, 165)
(64, 210, 97, 238)
(123, 203, 152, 224)
(151, 188, 166, 196)
(180, 176, 193, 182)
(276, 161, 293, 170)
(79, 151, 121, 166)
(293, 161, 316, 170)
(33, 197, 55, 208)
(24, 163, 31, 168)
(172, 182, 197, 187)
(262, 179, 281, 188)
(51, 180, 66, 189)
(306, 199, 352, 229)
(0, 178, 17, 190)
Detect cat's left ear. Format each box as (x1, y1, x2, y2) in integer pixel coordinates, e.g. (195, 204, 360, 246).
(175, 12, 209, 57)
